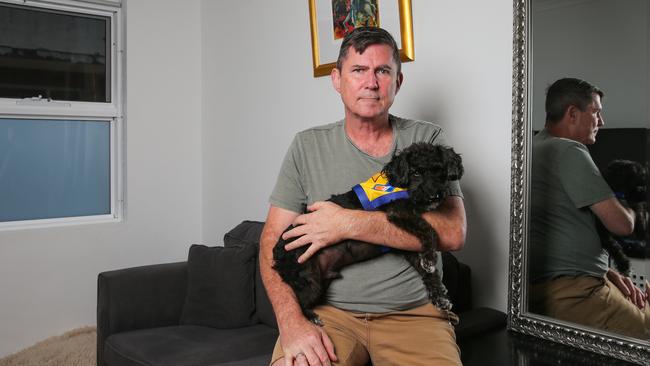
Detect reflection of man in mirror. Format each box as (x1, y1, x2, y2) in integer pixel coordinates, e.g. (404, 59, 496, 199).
(529, 77, 650, 339)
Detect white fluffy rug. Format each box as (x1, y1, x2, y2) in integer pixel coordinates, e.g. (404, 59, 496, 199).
(0, 326, 95, 366)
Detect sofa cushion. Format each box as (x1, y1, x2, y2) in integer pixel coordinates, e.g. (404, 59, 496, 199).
(180, 244, 256, 328)
(104, 325, 278, 366)
(441, 251, 472, 313)
(223, 220, 265, 247)
(223, 221, 278, 329)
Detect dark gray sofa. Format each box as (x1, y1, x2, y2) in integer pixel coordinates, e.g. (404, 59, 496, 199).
(97, 220, 505, 366)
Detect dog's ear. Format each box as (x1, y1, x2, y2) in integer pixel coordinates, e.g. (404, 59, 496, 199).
(383, 151, 410, 187)
(444, 148, 464, 181)
(605, 159, 648, 204)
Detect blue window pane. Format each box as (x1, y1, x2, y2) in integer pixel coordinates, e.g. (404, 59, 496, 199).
(0, 119, 110, 222)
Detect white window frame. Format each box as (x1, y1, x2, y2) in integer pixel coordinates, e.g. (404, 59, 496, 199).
(0, 0, 124, 230)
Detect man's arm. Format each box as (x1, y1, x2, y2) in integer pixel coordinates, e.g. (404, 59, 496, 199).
(590, 197, 635, 236)
(259, 206, 337, 366)
(283, 196, 466, 263)
(592, 198, 646, 309)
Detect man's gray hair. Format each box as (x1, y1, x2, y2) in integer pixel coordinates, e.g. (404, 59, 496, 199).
(336, 27, 401, 74)
(545, 78, 604, 124)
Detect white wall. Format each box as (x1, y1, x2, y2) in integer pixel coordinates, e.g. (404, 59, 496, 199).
(0, 0, 203, 357)
(202, 0, 513, 310)
(532, 0, 649, 130)
(0, 0, 514, 356)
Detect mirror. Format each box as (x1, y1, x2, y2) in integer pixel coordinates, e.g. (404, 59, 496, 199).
(508, 0, 650, 363)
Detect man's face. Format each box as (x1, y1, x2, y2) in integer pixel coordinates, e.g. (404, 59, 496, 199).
(573, 93, 604, 145)
(331, 44, 403, 121)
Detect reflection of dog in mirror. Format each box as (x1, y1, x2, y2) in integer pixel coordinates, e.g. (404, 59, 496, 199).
(273, 142, 464, 322)
(598, 159, 648, 276)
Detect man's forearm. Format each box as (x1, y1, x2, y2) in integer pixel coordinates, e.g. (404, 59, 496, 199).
(344, 196, 466, 252)
(591, 197, 635, 236)
(259, 210, 339, 364)
(259, 213, 306, 328)
(260, 251, 304, 325)
(344, 209, 422, 251)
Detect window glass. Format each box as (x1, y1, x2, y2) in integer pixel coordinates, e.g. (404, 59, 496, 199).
(0, 4, 110, 102)
(0, 118, 111, 222)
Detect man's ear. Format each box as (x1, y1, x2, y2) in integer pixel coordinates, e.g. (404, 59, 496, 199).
(566, 105, 579, 123)
(331, 68, 341, 93)
(395, 72, 403, 93)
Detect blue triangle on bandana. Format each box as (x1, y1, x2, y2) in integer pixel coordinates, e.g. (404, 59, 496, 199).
(353, 184, 410, 211)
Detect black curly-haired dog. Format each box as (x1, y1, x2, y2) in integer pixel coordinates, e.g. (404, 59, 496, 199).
(598, 159, 648, 276)
(273, 142, 463, 322)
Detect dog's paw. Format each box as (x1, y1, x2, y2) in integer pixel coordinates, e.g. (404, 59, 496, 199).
(419, 255, 436, 273)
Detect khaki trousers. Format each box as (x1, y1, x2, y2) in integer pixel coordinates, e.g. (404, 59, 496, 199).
(270, 303, 461, 366)
(530, 275, 650, 339)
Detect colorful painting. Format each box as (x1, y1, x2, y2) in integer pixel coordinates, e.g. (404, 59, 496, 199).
(332, 0, 380, 40)
(309, 0, 414, 77)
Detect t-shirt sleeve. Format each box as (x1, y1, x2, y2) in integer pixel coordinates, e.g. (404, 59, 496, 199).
(558, 144, 613, 208)
(428, 128, 464, 199)
(269, 135, 307, 214)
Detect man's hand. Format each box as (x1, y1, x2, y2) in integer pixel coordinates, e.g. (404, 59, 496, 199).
(282, 201, 352, 263)
(278, 315, 337, 366)
(607, 269, 647, 309)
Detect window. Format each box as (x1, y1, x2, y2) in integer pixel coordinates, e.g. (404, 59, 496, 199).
(0, 0, 123, 229)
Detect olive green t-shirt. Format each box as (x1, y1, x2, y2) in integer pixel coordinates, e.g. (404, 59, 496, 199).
(269, 115, 463, 313)
(529, 129, 612, 282)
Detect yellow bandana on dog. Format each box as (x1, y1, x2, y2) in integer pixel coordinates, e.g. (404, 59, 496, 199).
(353, 172, 409, 211)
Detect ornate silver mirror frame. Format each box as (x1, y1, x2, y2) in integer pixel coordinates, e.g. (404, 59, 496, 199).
(507, 0, 650, 364)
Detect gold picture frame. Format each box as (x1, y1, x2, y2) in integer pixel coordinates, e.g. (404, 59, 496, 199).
(308, 0, 414, 77)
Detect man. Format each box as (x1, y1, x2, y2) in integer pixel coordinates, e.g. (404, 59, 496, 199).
(259, 27, 466, 366)
(529, 77, 650, 339)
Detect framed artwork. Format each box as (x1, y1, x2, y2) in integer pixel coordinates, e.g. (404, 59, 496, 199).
(308, 0, 414, 77)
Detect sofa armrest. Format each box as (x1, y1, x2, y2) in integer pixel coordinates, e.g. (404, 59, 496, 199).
(97, 262, 188, 366)
(455, 307, 507, 340)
